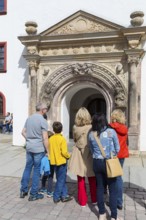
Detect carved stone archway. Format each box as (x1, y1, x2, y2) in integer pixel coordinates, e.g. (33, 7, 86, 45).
(39, 63, 127, 110)
(18, 10, 146, 151)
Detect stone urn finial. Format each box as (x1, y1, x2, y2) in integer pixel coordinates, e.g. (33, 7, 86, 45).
(25, 21, 38, 35)
(130, 11, 144, 27)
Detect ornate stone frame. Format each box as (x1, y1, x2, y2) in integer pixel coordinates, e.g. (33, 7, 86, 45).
(18, 10, 146, 150)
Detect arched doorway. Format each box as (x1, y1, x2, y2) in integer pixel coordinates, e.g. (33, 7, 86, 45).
(58, 82, 111, 141)
(69, 88, 106, 138)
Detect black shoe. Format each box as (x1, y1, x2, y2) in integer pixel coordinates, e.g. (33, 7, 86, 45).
(105, 201, 110, 207)
(53, 199, 61, 204)
(61, 195, 73, 202)
(28, 193, 44, 201)
(20, 191, 28, 198)
(117, 205, 123, 210)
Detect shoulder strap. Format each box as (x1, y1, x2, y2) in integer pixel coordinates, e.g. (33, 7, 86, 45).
(92, 131, 106, 158)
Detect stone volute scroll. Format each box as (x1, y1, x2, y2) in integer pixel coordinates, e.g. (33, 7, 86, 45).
(28, 60, 39, 114)
(116, 63, 124, 75)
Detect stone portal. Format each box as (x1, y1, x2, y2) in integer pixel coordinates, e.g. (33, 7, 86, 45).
(18, 10, 146, 151)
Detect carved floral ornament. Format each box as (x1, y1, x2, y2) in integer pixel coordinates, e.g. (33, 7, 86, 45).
(39, 44, 123, 57)
(39, 63, 127, 107)
(48, 16, 114, 36)
(127, 55, 140, 64)
(27, 46, 38, 55)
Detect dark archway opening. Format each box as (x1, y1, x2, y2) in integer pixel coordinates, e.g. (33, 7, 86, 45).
(87, 98, 106, 117)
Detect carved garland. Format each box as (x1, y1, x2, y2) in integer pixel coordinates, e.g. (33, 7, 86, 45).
(39, 63, 127, 108)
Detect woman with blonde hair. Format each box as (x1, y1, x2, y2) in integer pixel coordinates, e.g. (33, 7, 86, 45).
(68, 107, 97, 207)
(110, 109, 129, 210)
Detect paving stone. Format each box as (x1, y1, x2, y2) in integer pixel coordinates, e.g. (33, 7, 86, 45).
(125, 216, 137, 220)
(0, 135, 146, 220)
(125, 205, 136, 211)
(136, 213, 146, 220)
(130, 167, 146, 189)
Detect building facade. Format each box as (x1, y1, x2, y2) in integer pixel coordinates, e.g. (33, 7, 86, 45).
(1, 0, 146, 153)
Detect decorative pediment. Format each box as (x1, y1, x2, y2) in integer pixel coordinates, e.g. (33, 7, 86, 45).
(40, 10, 124, 36)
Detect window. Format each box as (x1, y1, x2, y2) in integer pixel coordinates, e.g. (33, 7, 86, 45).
(0, 0, 7, 15)
(0, 92, 6, 116)
(0, 42, 6, 72)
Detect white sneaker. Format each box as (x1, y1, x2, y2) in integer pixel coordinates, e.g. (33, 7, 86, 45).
(80, 205, 86, 207)
(99, 213, 106, 220)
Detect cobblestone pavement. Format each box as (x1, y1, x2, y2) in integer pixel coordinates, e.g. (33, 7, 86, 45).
(0, 134, 146, 219)
(0, 176, 146, 220)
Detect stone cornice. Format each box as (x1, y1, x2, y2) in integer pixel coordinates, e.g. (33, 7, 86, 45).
(18, 31, 125, 47)
(122, 26, 146, 49)
(121, 26, 146, 35)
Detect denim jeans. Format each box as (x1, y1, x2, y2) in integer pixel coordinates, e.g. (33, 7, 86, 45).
(53, 163, 68, 201)
(42, 164, 55, 192)
(117, 158, 125, 207)
(93, 158, 118, 219)
(21, 151, 45, 195)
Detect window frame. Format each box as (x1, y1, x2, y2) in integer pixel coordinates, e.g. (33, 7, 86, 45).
(0, 92, 6, 116)
(0, 42, 7, 73)
(0, 0, 7, 15)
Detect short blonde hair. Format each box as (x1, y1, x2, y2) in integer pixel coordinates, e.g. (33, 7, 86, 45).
(75, 107, 91, 126)
(111, 109, 126, 124)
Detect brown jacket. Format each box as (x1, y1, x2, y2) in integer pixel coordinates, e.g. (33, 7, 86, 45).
(68, 125, 94, 177)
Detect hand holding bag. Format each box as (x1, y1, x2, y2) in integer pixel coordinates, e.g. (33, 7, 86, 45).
(93, 132, 123, 178)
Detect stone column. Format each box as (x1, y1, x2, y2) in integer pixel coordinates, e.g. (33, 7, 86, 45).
(28, 60, 38, 114)
(128, 56, 139, 128)
(128, 55, 139, 150)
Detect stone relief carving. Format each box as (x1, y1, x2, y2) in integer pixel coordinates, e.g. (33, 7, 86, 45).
(114, 87, 127, 107)
(38, 64, 65, 87)
(43, 67, 50, 76)
(116, 63, 124, 75)
(48, 16, 114, 36)
(40, 84, 54, 109)
(39, 43, 123, 57)
(72, 63, 93, 75)
(28, 60, 39, 72)
(39, 63, 127, 107)
(128, 55, 140, 64)
(27, 46, 38, 54)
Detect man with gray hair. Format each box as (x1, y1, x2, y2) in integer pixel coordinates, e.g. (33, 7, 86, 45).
(20, 103, 49, 201)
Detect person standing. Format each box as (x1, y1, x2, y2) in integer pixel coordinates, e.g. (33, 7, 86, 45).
(88, 113, 121, 220)
(110, 109, 129, 210)
(49, 121, 72, 203)
(20, 103, 49, 201)
(68, 107, 97, 207)
(40, 130, 55, 197)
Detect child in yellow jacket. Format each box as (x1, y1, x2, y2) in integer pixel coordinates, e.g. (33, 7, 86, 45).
(49, 121, 72, 203)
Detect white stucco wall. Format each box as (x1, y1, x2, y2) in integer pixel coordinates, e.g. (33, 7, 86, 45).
(0, 0, 146, 148)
